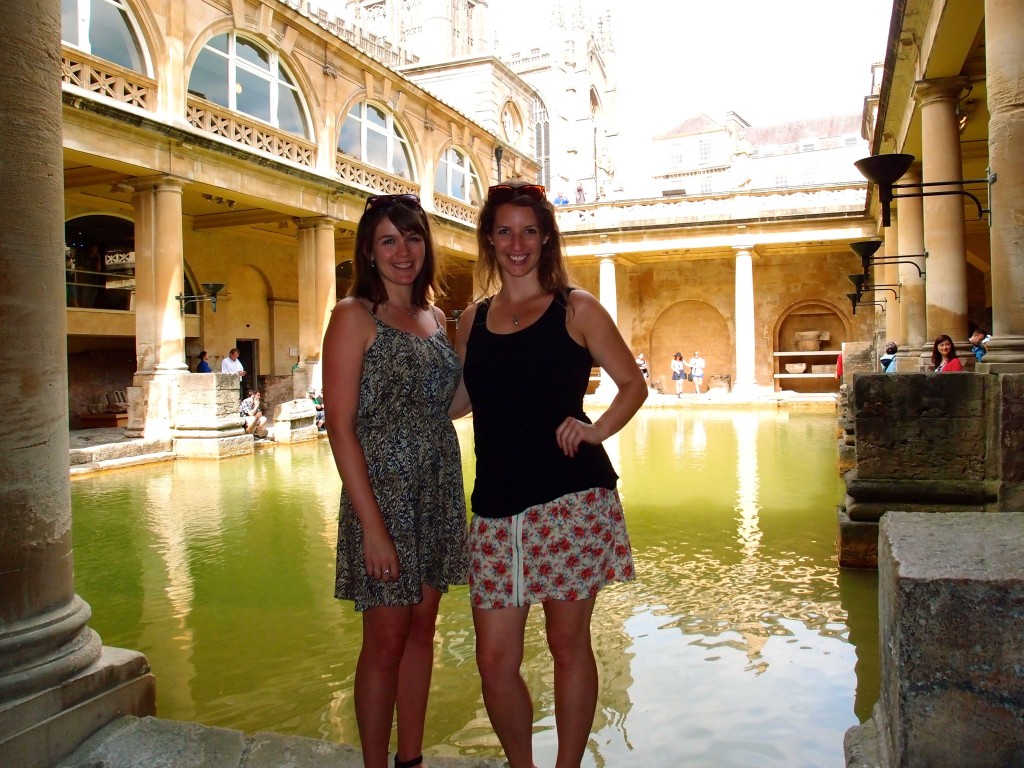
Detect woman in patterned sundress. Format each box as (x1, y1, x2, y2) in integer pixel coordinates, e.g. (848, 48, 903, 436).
(322, 194, 468, 768)
(450, 182, 647, 768)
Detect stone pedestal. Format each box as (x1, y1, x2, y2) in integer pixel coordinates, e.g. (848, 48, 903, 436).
(272, 399, 318, 443)
(172, 373, 251, 458)
(845, 512, 1024, 767)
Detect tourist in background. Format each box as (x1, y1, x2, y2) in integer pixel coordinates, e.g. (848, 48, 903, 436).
(688, 350, 706, 393)
(451, 181, 645, 768)
(880, 341, 897, 373)
(671, 351, 686, 397)
(221, 347, 246, 400)
(322, 193, 468, 768)
(239, 389, 268, 439)
(195, 350, 212, 373)
(969, 328, 991, 362)
(931, 335, 963, 372)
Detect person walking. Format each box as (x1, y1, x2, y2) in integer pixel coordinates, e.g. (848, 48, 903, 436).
(687, 350, 706, 393)
(671, 352, 686, 397)
(322, 193, 468, 768)
(451, 181, 645, 768)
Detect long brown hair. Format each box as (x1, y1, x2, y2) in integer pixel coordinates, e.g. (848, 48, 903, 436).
(475, 182, 571, 297)
(349, 197, 442, 309)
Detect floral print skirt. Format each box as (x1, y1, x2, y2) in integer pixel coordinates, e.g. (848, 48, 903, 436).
(468, 487, 635, 610)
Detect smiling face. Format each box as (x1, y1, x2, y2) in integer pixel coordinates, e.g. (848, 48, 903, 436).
(369, 216, 425, 290)
(938, 339, 953, 358)
(490, 203, 547, 279)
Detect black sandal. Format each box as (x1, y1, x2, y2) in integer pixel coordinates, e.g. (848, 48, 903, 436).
(394, 754, 423, 768)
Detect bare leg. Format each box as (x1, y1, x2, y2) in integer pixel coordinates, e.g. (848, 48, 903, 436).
(395, 586, 443, 766)
(473, 604, 534, 768)
(543, 597, 598, 768)
(355, 604, 413, 768)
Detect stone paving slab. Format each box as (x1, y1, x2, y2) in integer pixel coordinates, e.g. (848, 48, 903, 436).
(59, 716, 506, 768)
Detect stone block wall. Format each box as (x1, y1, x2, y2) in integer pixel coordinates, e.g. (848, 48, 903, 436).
(837, 373, 1023, 568)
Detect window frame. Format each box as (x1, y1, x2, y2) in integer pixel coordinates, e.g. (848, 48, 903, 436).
(434, 145, 482, 204)
(189, 31, 312, 139)
(61, 0, 151, 75)
(337, 100, 415, 179)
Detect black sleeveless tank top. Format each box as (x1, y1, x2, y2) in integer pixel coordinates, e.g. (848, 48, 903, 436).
(463, 292, 618, 518)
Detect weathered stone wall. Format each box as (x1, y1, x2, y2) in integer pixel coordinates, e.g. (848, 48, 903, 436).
(845, 512, 1024, 767)
(837, 373, 1024, 568)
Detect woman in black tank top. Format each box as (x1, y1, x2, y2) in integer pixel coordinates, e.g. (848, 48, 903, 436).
(450, 182, 647, 768)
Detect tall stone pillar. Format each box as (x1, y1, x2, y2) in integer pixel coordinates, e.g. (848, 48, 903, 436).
(916, 79, 970, 346)
(980, 0, 1024, 369)
(0, 5, 153, 766)
(128, 177, 188, 437)
(296, 218, 336, 393)
(882, 223, 902, 346)
(595, 253, 619, 398)
(733, 244, 757, 393)
(895, 166, 927, 371)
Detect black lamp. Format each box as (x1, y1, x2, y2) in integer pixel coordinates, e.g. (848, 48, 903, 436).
(494, 146, 504, 182)
(176, 282, 225, 315)
(854, 153, 995, 228)
(848, 240, 927, 278)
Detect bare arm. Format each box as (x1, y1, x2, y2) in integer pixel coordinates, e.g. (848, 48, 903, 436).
(557, 290, 647, 457)
(447, 301, 480, 420)
(322, 298, 399, 580)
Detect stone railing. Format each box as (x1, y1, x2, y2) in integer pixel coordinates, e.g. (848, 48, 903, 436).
(335, 154, 418, 195)
(558, 184, 868, 232)
(433, 193, 477, 226)
(61, 49, 156, 112)
(186, 97, 317, 168)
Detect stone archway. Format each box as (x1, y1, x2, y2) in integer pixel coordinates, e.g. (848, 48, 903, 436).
(648, 301, 731, 392)
(773, 300, 850, 393)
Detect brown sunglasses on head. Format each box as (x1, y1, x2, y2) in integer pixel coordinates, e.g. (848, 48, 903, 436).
(364, 193, 422, 211)
(486, 183, 547, 204)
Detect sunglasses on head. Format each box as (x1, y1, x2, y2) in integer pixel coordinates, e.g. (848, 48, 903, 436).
(486, 184, 547, 204)
(364, 193, 422, 211)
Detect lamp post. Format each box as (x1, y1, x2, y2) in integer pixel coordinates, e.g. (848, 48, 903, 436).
(494, 146, 504, 183)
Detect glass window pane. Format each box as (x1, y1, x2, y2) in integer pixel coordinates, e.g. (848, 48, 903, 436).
(391, 140, 411, 178)
(188, 48, 228, 105)
(235, 68, 271, 123)
(434, 163, 447, 194)
(206, 33, 228, 53)
(366, 104, 386, 129)
(338, 114, 361, 156)
(451, 166, 467, 200)
(236, 38, 270, 72)
(89, 0, 144, 71)
(278, 65, 295, 87)
(61, 0, 79, 46)
(366, 132, 387, 169)
(277, 84, 307, 137)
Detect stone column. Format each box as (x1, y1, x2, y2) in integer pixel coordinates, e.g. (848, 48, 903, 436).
(595, 253, 619, 398)
(980, 0, 1024, 369)
(296, 218, 336, 393)
(895, 166, 927, 371)
(882, 222, 902, 346)
(915, 79, 970, 346)
(733, 244, 757, 392)
(0, 4, 153, 765)
(128, 177, 188, 438)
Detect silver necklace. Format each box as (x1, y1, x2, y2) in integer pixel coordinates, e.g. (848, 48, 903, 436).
(389, 302, 419, 320)
(512, 313, 520, 326)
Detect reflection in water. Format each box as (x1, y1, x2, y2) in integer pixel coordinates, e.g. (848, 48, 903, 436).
(71, 409, 878, 767)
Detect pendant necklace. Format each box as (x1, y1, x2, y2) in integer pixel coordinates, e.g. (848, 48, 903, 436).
(512, 313, 520, 326)
(390, 302, 419, 320)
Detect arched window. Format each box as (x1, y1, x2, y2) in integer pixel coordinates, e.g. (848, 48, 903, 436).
(435, 147, 482, 204)
(338, 102, 413, 179)
(61, 0, 148, 74)
(188, 33, 311, 138)
(533, 98, 550, 189)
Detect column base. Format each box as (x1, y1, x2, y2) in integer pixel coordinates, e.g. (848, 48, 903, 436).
(0, 646, 155, 768)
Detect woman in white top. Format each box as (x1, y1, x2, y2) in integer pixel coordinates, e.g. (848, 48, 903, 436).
(670, 352, 685, 397)
(688, 351, 706, 393)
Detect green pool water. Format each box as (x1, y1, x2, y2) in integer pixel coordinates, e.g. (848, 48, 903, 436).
(70, 408, 879, 767)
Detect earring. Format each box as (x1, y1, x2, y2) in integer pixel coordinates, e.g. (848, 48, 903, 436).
(370, 258, 376, 269)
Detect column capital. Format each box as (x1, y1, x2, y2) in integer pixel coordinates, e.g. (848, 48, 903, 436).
(296, 216, 338, 231)
(732, 242, 758, 256)
(912, 77, 970, 105)
(596, 252, 618, 263)
(128, 175, 186, 195)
